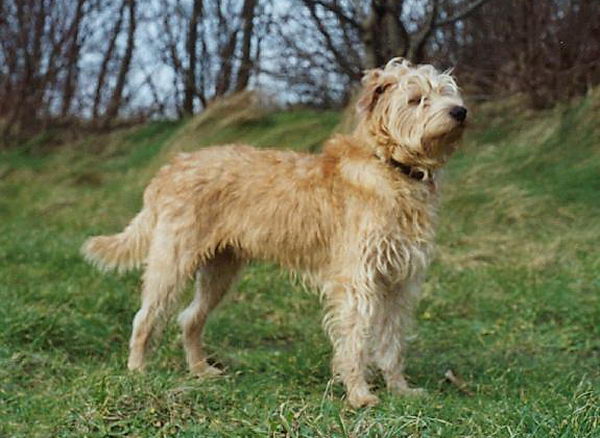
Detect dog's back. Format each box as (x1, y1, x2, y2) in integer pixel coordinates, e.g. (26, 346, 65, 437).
(82, 144, 344, 274)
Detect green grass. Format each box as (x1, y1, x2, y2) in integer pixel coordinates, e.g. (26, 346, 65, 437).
(1, 95, 599, 437)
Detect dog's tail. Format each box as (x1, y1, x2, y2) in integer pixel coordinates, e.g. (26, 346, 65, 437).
(81, 207, 155, 273)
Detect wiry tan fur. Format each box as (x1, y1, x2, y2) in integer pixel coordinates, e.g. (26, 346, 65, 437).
(82, 58, 467, 408)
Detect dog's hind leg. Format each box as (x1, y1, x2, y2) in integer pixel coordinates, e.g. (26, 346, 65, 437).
(127, 223, 198, 371)
(178, 249, 242, 377)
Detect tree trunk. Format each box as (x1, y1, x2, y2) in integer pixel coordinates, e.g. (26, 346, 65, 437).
(362, 0, 408, 68)
(92, 0, 126, 120)
(234, 0, 257, 92)
(214, 30, 238, 98)
(183, 0, 202, 116)
(60, 0, 86, 118)
(104, 0, 136, 125)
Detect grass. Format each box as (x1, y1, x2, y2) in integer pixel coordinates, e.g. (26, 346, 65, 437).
(0, 93, 598, 437)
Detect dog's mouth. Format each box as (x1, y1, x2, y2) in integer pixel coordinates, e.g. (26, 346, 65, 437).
(423, 125, 465, 160)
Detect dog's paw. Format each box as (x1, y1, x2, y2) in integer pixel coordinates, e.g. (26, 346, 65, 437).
(391, 386, 427, 397)
(191, 363, 223, 379)
(404, 387, 427, 397)
(127, 358, 145, 372)
(385, 374, 426, 397)
(348, 392, 380, 408)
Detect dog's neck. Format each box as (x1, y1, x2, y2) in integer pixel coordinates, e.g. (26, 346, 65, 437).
(354, 129, 439, 187)
(370, 151, 437, 190)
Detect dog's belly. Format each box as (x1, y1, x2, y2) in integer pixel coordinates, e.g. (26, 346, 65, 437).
(232, 217, 332, 272)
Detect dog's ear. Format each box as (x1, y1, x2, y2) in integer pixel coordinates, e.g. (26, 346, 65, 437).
(356, 69, 394, 115)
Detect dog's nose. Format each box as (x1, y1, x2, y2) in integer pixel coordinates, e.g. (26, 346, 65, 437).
(449, 106, 467, 122)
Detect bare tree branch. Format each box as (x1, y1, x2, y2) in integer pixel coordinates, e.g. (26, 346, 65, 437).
(311, 0, 361, 29)
(435, 0, 491, 26)
(408, 0, 438, 63)
(302, 0, 360, 78)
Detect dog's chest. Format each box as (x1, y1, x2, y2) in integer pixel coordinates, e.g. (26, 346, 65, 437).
(371, 234, 432, 282)
(365, 205, 435, 283)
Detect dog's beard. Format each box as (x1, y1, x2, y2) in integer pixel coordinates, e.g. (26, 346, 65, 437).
(422, 125, 465, 162)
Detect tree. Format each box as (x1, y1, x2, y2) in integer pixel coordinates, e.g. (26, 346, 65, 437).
(183, 0, 203, 116)
(92, 0, 127, 120)
(235, 0, 259, 92)
(151, 0, 264, 116)
(299, 0, 491, 69)
(446, 0, 600, 107)
(60, 0, 87, 118)
(0, 0, 95, 140)
(262, 0, 490, 107)
(103, 0, 137, 125)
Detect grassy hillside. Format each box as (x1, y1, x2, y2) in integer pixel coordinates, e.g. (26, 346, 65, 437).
(1, 92, 598, 437)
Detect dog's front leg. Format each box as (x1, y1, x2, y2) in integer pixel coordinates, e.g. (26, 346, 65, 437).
(323, 280, 379, 408)
(372, 276, 426, 397)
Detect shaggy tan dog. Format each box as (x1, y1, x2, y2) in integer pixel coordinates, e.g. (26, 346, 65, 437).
(82, 58, 467, 408)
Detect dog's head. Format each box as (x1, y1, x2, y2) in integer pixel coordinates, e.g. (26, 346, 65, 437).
(356, 58, 467, 168)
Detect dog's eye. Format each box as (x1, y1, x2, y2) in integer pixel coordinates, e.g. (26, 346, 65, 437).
(440, 85, 456, 96)
(408, 96, 422, 105)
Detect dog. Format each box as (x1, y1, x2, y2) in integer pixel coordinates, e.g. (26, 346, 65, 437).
(82, 58, 467, 408)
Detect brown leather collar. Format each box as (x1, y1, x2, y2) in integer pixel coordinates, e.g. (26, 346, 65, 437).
(388, 158, 433, 182)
